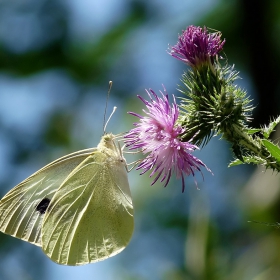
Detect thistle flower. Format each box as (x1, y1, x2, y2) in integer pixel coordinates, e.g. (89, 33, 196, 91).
(125, 87, 209, 192)
(169, 25, 225, 68)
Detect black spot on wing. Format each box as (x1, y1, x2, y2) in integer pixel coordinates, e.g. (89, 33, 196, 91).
(36, 198, 51, 214)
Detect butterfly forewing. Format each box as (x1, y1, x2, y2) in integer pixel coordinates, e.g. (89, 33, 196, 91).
(42, 139, 134, 265)
(0, 148, 96, 246)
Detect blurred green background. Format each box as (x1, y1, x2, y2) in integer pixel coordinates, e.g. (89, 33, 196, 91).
(0, 0, 280, 279)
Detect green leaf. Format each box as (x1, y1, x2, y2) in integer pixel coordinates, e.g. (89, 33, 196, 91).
(262, 116, 280, 139)
(262, 139, 280, 162)
(228, 157, 265, 167)
(228, 159, 243, 167)
(247, 128, 261, 135)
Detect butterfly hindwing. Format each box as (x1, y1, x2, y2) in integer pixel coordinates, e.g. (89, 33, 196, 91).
(41, 148, 134, 265)
(0, 148, 96, 246)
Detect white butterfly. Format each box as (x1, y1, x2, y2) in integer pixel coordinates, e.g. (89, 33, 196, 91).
(0, 133, 134, 266)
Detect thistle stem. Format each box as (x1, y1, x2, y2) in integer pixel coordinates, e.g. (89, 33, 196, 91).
(228, 124, 280, 171)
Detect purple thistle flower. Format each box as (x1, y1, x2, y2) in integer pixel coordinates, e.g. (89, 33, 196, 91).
(125, 87, 210, 192)
(169, 25, 225, 68)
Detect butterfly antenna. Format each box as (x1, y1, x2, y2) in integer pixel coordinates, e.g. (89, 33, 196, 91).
(103, 81, 113, 134)
(104, 106, 117, 134)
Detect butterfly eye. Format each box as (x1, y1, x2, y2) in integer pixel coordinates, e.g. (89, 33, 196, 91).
(36, 198, 51, 214)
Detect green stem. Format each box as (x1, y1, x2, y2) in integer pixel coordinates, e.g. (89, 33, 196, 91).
(229, 124, 280, 171)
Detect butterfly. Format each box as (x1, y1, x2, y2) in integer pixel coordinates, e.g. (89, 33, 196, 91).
(0, 133, 134, 266)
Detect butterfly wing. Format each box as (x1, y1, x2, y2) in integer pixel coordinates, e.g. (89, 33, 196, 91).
(41, 150, 134, 266)
(0, 148, 96, 246)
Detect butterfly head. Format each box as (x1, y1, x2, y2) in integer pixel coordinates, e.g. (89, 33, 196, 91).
(97, 133, 127, 167)
(98, 133, 115, 150)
